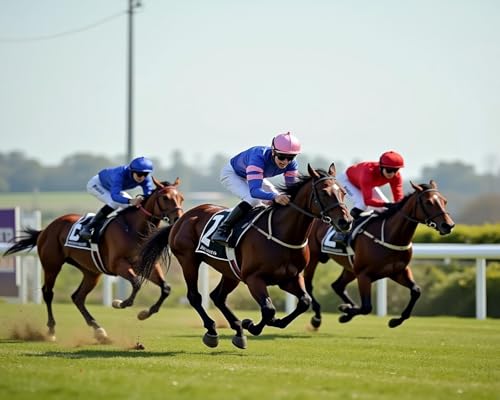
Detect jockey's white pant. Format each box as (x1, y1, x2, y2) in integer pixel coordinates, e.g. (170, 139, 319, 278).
(337, 171, 389, 212)
(220, 162, 278, 207)
(86, 175, 132, 210)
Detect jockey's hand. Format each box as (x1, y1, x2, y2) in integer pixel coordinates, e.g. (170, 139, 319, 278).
(274, 194, 291, 206)
(384, 202, 397, 210)
(129, 197, 143, 207)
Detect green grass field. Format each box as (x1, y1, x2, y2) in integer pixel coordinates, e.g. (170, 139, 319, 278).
(0, 302, 498, 400)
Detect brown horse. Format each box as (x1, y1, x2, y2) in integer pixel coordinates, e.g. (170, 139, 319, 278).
(304, 180, 455, 329)
(137, 164, 352, 349)
(3, 177, 184, 343)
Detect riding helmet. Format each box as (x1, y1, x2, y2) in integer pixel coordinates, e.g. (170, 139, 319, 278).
(272, 132, 302, 155)
(129, 156, 154, 172)
(379, 151, 405, 168)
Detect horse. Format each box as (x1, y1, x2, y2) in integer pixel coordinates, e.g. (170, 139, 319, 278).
(303, 180, 455, 329)
(3, 177, 184, 343)
(136, 164, 353, 349)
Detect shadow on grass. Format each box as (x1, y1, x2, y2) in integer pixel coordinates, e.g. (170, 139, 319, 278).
(23, 349, 249, 359)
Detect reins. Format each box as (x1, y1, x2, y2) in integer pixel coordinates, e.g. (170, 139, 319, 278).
(138, 185, 183, 224)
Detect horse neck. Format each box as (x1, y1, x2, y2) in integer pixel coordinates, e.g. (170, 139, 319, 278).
(123, 202, 159, 233)
(271, 188, 315, 244)
(383, 199, 419, 245)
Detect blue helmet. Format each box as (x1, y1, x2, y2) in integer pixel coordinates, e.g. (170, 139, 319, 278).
(129, 156, 153, 173)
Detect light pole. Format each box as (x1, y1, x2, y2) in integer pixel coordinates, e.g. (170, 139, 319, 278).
(117, 0, 141, 300)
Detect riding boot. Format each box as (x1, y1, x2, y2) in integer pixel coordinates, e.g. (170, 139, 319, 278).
(350, 207, 363, 220)
(79, 205, 114, 241)
(211, 201, 252, 246)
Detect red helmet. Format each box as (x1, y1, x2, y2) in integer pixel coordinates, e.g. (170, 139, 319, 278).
(272, 132, 302, 155)
(379, 151, 405, 168)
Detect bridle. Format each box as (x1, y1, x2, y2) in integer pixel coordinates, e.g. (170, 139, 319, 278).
(287, 175, 347, 228)
(138, 186, 183, 224)
(401, 188, 450, 229)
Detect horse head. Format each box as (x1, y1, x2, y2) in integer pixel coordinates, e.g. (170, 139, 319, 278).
(303, 163, 352, 232)
(141, 177, 184, 224)
(405, 180, 455, 235)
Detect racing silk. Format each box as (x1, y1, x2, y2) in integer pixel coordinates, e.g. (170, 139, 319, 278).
(346, 161, 403, 207)
(230, 146, 298, 201)
(98, 165, 154, 205)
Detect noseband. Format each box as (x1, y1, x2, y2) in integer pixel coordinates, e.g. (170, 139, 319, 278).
(139, 186, 183, 224)
(402, 188, 450, 229)
(288, 175, 346, 227)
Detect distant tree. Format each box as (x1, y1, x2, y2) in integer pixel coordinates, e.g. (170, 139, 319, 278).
(457, 194, 500, 224)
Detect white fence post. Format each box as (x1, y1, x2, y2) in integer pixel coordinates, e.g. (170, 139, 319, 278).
(476, 258, 487, 320)
(200, 262, 210, 309)
(376, 279, 387, 316)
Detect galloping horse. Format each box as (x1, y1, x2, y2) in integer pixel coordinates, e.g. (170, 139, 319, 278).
(137, 164, 352, 349)
(4, 178, 184, 343)
(304, 180, 455, 329)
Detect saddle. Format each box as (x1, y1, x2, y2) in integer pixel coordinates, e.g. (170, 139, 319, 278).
(195, 206, 268, 279)
(64, 214, 115, 273)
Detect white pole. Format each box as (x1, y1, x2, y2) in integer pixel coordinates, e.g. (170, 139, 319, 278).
(285, 293, 296, 314)
(103, 276, 113, 307)
(476, 258, 487, 320)
(376, 278, 387, 316)
(200, 263, 210, 309)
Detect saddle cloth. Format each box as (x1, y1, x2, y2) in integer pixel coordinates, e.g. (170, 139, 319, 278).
(64, 214, 114, 274)
(195, 207, 268, 280)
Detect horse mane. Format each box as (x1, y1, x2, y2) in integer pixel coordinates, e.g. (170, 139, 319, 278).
(116, 180, 173, 217)
(374, 182, 433, 219)
(274, 168, 330, 201)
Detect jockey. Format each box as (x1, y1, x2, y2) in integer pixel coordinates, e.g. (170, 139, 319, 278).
(79, 156, 155, 241)
(330, 150, 405, 244)
(211, 132, 302, 246)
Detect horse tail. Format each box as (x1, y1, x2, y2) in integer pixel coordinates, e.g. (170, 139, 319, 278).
(3, 228, 41, 257)
(137, 224, 173, 286)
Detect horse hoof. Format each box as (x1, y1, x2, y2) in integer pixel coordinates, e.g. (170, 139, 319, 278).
(241, 319, 252, 330)
(232, 335, 247, 349)
(94, 328, 111, 344)
(338, 314, 352, 324)
(47, 334, 56, 342)
(202, 333, 219, 348)
(112, 299, 122, 309)
(137, 310, 150, 320)
(338, 304, 352, 313)
(310, 316, 322, 329)
(388, 318, 402, 328)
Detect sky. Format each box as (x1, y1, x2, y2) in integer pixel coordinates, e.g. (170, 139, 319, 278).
(1, 0, 499, 179)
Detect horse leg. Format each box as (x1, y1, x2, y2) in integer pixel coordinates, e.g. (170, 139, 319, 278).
(40, 263, 63, 341)
(209, 277, 247, 349)
(332, 268, 357, 307)
(242, 276, 276, 336)
(338, 272, 372, 323)
(181, 259, 219, 348)
(111, 260, 141, 309)
(136, 262, 171, 320)
(388, 267, 421, 328)
(71, 271, 110, 343)
(303, 255, 322, 329)
(268, 275, 312, 329)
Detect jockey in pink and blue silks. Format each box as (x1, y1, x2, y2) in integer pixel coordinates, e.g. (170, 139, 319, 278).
(211, 132, 302, 246)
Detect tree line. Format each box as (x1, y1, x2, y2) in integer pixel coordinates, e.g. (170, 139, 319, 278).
(1, 150, 499, 224)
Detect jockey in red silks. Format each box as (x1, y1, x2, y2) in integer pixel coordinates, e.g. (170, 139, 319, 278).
(331, 151, 405, 244)
(211, 132, 302, 246)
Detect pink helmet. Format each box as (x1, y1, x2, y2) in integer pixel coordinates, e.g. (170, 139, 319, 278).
(379, 151, 405, 168)
(272, 132, 302, 155)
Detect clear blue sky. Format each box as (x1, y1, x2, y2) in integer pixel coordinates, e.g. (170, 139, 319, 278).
(1, 0, 499, 179)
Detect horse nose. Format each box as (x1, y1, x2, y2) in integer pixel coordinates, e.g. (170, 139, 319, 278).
(338, 218, 352, 232)
(439, 222, 455, 235)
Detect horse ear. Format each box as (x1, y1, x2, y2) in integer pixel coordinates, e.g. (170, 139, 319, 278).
(410, 180, 423, 191)
(152, 176, 164, 188)
(174, 177, 181, 186)
(307, 163, 320, 178)
(328, 162, 336, 177)
(429, 179, 437, 188)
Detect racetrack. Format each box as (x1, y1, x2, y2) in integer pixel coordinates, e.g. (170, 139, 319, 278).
(0, 302, 498, 400)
